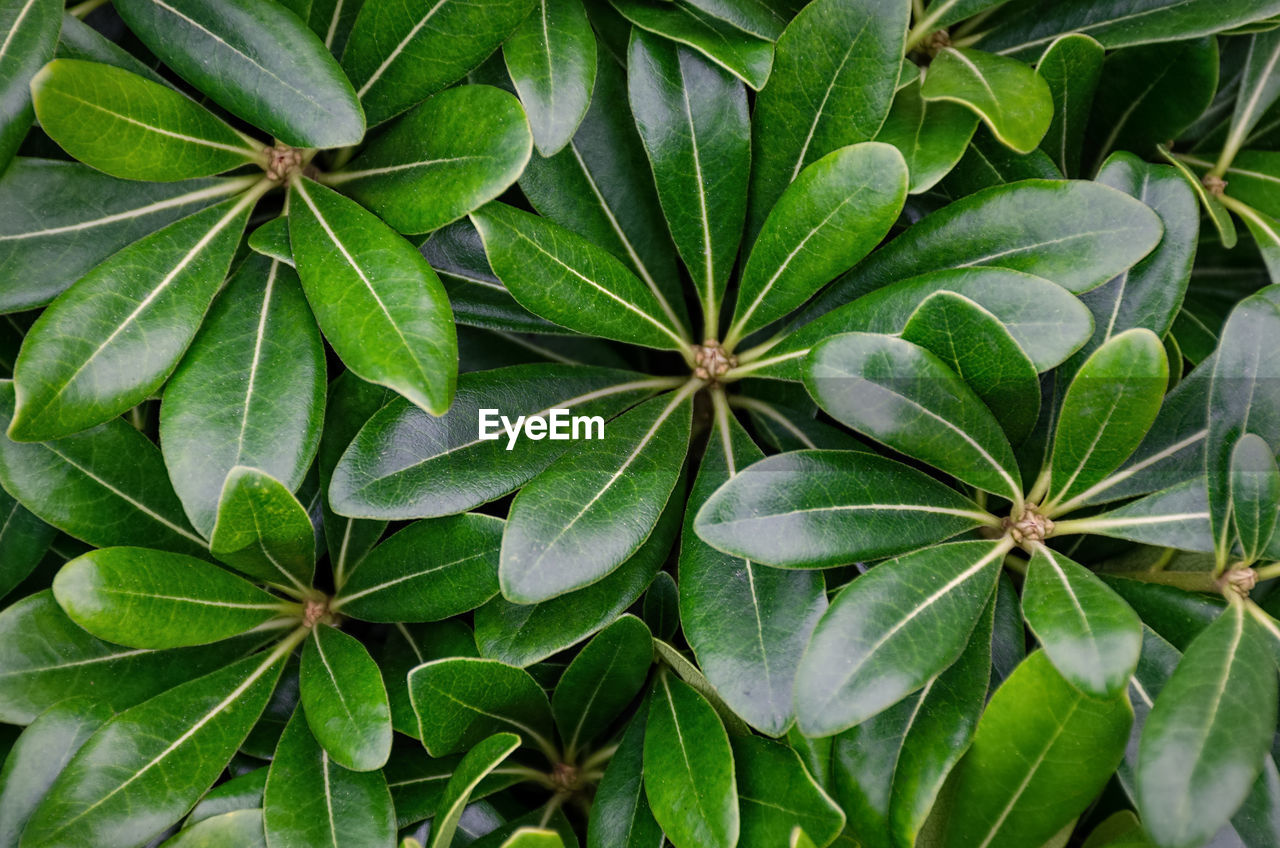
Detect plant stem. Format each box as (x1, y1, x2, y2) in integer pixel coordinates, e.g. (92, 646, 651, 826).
(720, 349, 807, 382)
(69, 0, 110, 18)
(579, 743, 619, 772)
(729, 395, 819, 449)
(1253, 562, 1280, 582)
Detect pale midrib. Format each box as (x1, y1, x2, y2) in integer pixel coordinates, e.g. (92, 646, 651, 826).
(101, 587, 282, 611)
(56, 90, 256, 157)
(323, 0, 346, 49)
(1085, 511, 1209, 530)
(321, 750, 340, 848)
(677, 59, 717, 320)
(0, 647, 153, 679)
(0, 0, 39, 63)
(1054, 428, 1207, 513)
(944, 48, 999, 105)
(709, 501, 994, 527)
(324, 155, 487, 183)
(994, 0, 1206, 55)
(733, 396, 818, 449)
(789, 28, 865, 182)
(1226, 38, 1280, 153)
(1049, 373, 1134, 506)
(313, 630, 359, 726)
(355, 0, 450, 98)
(336, 551, 490, 605)
(1038, 547, 1093, 636)
(232, 261, 278, 467)
(659, 674, 718, 828)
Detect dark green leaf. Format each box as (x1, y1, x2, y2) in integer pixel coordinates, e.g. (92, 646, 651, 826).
(187, 768, 266, 824)
(503, 0, 596, 155)
(1156, 144, 1236, 249)
(300, 623, 392, 771)
(500, 387, 693, 603)
(921, 47, 1052, 154)
(0, 488, 54, 600)
(9, 194, 255, 441)
(1036, 34, 1103, 177)
(1231, 433, 1280, 563)
(796, 539, 1007, 736)
(382, 621, 479, 740)
(325, 85, 533, 235)
(209, 467, 316, 594)
(551, 614, 652, 759)
(644, 671, 738, 848)
(735, 735, 843, 848)
(641, 571, 678, 641)
(873, 78, 977, 194)
(429, 733, 521, 848)
(290, 177, 457, 415)
(0, 0, 60, 169)
(331, 514, 502, 622)
(161, 256, 325, 537)
(113, 0, 364, 148)
(407, 658, 556, 758)
(263, 706, 396, 847)
(695, 449, 996, 568)
(31, 59, 261, 181)
(1068, 477, 1213, 553)
(384, 744, 520, 828)
(608, 0, 773, 90)
(162, 810, 266, 848)
(587, 708, 663, 848)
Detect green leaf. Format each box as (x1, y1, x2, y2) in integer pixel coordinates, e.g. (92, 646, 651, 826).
(53, 11, 167, 83)
(300, 624, 392, 772)
(735, 735, 844, 848)
(1044, 329, 1168, 511)
(407, 658, 556, 758)
(873, 78, 978, 194)
(1155, 144, 1236, 249)
(476, 491, 681, 666)
(796, 539, 1007, 736)
(186, 768, 266, 824)
(429, 733, 522, 848)
(500, 387, 693, 603)
(1228, 199, 1280, 285)
(1071, 477, 1213, 553)
(248, 217, 292, 268)
(9, 194, 255, 441)
(695, 449, 995, 568)
(921, 47, 1053, 154)
(552, 614, 652, 759)
(1221, 153, 1280, 221)
(1137, 602, 1278, 848)
(471, 202, 690, 351)
(0, 160, 248, 313)
(331, 364, 662, 519)
(500, 829, 566, 848)
(325, 85, 533, 235)
(342, 0, 536, 126)
(587, 707, 663, 848)
(901, 290, 1041, 444)
(0, 382, 207, 557)
(641, 570, 679, 641)
(0, 0, 60, 170)
(729, 143, 907, 344)
(161, 810, 267, 848)
(644, 671, 738, 848)
(746, 0, 907, 240)
(941, 651, 1132, 848)
(209, 467, 316, 594)
(0, 697, 112, 847)
(384, 744, 519, 828)
(332, 514, 502, 622)
(810, 179, 1164, 313)
(976, 0, 1280, 56)
(1231, 433, 1280, 563)
(0, 590, 251, 724)
(942, 127, 1061, 198)
(161, 256, 325, 537)
(1022, 546, 1141, 698)
(628, 29, 749, 329)
(1223, 31, 1280, 165)
(264, 705, 395, 847)
(113, 0, 364, 148)
(1035, 34, 1103, 177)
(20, 644, 289, 848)
(804, 332, 1022, 501)
(503, 0, 596, 156)
(382, 621, 479, 740)
(289, 177, 457, 416)
(52, 547, 288, 649)
(31, 59, 260, 181)
(765, 267, 1092, 380)
(608, 0, 773, 90)
(0, 488, 54, 600)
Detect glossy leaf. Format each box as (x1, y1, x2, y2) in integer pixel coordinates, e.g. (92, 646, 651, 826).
(20, 646, 288, 848)
(0, 381, 207, 557)
(31, 59, 259, 181)
(609, 0, 773, 90)
(163, 810, 266, 848)
(500, 387, 693, 603)
(429, 733, 521, 848)
(342, 0, 536, 126)
(161, 256, 325, 537)
(0, 488, 54, 600)
(9, 194, 255, 441)
(734, 735, 844, 848)
(587, 708, 664, 848)
(644, 671, 738, 848)
(552, 614, 652, 758)
(503, 0, 596, 155)
(796, 539, 1007, 736)
(641, 571, 678, 641)
(941, 651, 1132, 848)
(1022, 546, 1142, 698)
(331, 364, 661, 519)
(208, 467, 316, 594)
(1072, 477, 1213, 553)
(500, 829, 565, 848)
(332, 513, 502, 622)
(804, 332, 1022, 501)
(0, 0, 60, 169)
(264, 706, 396, 847)
(695, 449, 995, 568)
(1156, 143, 1236, 249)
(729, 142, 907, 343)
(290, 177, 457, 416)
(921, 47, 1052, 154)
(472, 201, 690, 350)
(300, 623, 392, 772)
(873, 78, 977, 194)
(1231, 433, 1280, 563)
(1045, 329, 1168, 511)
(382, 621, 479, 740)
(1036, 34, 1104, 177)
(407, 658, 556, 758)
(113, 0, 364, 148)
(326, 85, 533, 235)
(747, 0, 908, 239)
(52, 546, 287, 649)
(628, 29, 749, 328)
(1137, 602, 1278, 848)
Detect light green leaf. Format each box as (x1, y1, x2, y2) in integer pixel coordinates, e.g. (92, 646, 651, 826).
(429, 733, 521, 848)
(873, 78, 977, 194)
(587, 708, 663, 848)
(407, 658, 556, 758)
(324, 85, 533, 235)
(0, 0, 61, 170)
(289, 177, 457, 416)
(113, 0, 364, 148)
(796, 539, 1008, 736)
(500, 828, 566, 848)
(209, 467, 316, 595)
(551, 614, 652, 759)
(31, 59, 260, 181)
(503, 0, 596, 156)
(1231, 433, 1280, 563)
(1155, 144, 1236, 249)
(608, 0, 773, 90)
(300, 624, 392, 772)
(921, 47, 1052, 154)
